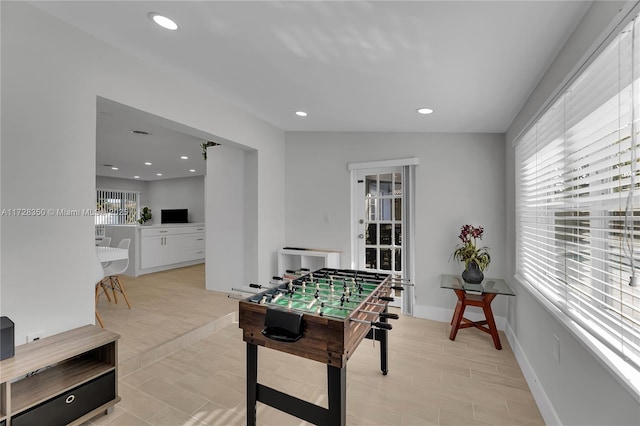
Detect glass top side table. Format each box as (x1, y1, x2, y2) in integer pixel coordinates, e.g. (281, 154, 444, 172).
(440, 274, 515, 350)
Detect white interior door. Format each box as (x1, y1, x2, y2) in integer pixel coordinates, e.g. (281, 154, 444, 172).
(355, 167, 404, 308)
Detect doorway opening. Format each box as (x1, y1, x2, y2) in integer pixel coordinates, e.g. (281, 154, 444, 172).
(349, 159, 417, 315)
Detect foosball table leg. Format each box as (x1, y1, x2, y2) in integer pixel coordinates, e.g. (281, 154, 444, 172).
(246, 342, 258, 426)
(380, 319, 389, 376)
(379, 305, 389, 375)
(327, 364, 346, 426)
(364, 313, 390, 375)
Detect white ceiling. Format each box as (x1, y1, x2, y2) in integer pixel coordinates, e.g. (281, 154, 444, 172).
(96, 97, 209, 181)
(31, 1, 592, 180)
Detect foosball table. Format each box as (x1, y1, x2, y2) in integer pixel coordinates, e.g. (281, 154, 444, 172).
(238, 268, 401, 426)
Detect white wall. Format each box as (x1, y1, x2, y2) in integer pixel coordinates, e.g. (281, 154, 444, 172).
(504, 1, 640, 424)
(205, 145, 246, 291)
(147, 176, 205, 225)
(285, 132, 506, 320)
(0, 2, 285, 344)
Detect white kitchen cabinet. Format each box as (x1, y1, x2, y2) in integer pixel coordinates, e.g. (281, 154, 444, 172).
(140, 225, 205, 270)
(140, 235, 167, 269)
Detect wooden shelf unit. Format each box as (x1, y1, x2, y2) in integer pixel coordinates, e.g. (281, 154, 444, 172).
(0, 325, 120, 426)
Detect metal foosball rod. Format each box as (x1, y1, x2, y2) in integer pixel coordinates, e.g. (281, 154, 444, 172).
(268, 284, 396, 306)
(231, 287, 257, 293)
(247, 285, 338, 302)
(250, 283, 360, 303)
(359, 310, 400, 320)
(284, 293, 396, 313)
(253, 289, 397, 320)
(252, 282, 394, 303)
(227, 293, 244, 300)
(319, 313, 393, 330)
(388, 277, 413, 284)
(277, 275, 386, 290)
(261, 292, 361, 312)
(274, 276, 365, 289)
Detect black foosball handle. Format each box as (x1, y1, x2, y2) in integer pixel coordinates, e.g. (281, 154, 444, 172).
(249, 283, 262, 289)
(390, 286, 404, 291)
(379, 312, 399, 320)
(378, 296, 394, 302)
(372, 322, 392, 330)
(272, 276, 283, 281)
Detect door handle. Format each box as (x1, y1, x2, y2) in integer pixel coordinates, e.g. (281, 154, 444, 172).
(358, 234, 364, 239)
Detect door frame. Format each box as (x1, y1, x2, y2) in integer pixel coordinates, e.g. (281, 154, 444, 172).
(348, 158, 418, 315)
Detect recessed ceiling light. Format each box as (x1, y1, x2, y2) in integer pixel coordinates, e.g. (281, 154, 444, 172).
(130, 130, 150, 135)
(295, 111, 308, 117)
(134, 176, 140, 179)
(156, 173, 163, 176)
(145, 162, 152, 166)
(148, 13, 178, 31)
(111, 167, 119, 170)
(189, 169, 196, 173)
(181, 156, 188, 160)
(416, 108, 434, 115)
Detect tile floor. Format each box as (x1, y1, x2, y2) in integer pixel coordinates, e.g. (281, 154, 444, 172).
(90, 265, 544, 425)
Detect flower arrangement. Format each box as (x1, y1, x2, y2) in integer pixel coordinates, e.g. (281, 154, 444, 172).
(452, 224, 491, 272)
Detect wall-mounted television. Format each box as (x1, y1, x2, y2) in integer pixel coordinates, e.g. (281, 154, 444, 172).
(161, 209, 188, 224)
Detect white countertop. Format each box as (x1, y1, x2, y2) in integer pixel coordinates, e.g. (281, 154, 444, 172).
(138, 223, 204, 229)
(105, 223, 204, 229)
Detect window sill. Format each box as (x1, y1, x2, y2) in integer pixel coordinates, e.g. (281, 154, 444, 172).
(513, 274, 640, 403)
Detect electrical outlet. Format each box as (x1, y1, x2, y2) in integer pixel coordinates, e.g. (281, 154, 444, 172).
(553, 334, 560, 363)
(27, 330, 45, 343)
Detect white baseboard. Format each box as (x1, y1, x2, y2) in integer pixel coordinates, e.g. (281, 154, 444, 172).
(134, 259, 204, 277)
(505, 323, 561, 426)
(412, 304, 507, 330)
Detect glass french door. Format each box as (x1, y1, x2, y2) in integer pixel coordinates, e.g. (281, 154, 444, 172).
(355, 167, 404, 308)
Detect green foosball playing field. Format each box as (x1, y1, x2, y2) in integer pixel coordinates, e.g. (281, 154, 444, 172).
(250, 275, 383, 319)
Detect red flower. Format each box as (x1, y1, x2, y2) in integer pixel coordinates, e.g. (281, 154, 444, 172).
(458, 224, 483, 244)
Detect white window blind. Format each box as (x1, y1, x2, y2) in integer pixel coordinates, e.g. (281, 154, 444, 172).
(516, 17, 640, 373)
(96, 189, 140, 225)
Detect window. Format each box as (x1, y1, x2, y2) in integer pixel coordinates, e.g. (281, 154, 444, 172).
(516, 17, 640, 380)
(96, 189, 140, 225)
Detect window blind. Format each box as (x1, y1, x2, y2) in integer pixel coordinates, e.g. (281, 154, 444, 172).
(96, 189, 140, 225)
(516, 18, 640, 372)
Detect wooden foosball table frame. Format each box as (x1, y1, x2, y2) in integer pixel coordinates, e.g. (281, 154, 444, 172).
(238, 268, 396, 426)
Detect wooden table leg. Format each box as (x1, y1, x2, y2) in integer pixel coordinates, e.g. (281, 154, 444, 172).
(481, 293, 501, 350)
(448, 290, 503, 350)
(449, 289, 466, 341)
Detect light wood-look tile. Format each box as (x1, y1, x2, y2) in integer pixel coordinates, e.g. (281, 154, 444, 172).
(85, 264, 543, 425)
